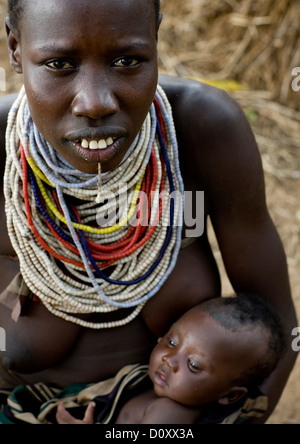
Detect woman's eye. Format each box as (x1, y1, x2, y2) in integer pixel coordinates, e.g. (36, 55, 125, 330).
(46, 60, 75, 70)
(113, 57, 140, 68)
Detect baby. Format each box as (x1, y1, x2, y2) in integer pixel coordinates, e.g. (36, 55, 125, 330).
(56, 294, 285, 424)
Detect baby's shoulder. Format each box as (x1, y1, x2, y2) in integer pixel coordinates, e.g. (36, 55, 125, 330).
(143, 397, 200, 425)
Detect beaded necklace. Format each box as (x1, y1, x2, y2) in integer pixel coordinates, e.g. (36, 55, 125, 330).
(4, 85, 184, 329)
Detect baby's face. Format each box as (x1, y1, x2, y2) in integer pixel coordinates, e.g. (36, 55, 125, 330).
(148, 308, 264, 407)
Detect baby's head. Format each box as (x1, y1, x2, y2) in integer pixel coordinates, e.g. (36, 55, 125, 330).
(149, 294, 285, 408)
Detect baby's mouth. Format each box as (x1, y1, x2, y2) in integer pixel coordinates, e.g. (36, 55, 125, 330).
(154, 368, 169, 387)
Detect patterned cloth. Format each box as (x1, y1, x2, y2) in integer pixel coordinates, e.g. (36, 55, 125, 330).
(0, 365, 149, 424)
(0, 364, 268, 425)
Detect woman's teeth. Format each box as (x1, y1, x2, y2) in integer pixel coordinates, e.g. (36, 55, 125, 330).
(80, 137, 115, 150)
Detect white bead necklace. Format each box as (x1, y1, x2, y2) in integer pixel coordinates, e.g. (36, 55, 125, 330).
(4, 85, 184, 329)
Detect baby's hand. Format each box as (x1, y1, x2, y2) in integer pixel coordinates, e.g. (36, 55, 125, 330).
(56, 401, 96, 424)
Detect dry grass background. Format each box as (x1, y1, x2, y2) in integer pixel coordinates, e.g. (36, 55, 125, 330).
(0, 0, 299, 424)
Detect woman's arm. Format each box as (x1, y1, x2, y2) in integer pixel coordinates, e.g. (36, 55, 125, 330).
(197, 89, 297, 422)
(162, 78, 298, 422)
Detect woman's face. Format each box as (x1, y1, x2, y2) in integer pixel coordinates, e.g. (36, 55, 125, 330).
(10, 0, 159, 173)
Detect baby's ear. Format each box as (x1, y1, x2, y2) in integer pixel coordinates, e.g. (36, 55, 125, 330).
(6, 18, 23, 74)
(218, 387, 248, 406)
(158, 337, 162, 343)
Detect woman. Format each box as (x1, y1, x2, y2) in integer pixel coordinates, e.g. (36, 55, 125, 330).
(0, 0, 297, 423)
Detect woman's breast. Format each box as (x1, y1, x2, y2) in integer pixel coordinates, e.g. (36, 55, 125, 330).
(15, 315, 157, 387)
(2, 234, 220, 388)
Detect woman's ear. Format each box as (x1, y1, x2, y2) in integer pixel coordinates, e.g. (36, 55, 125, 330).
(218, 387, 248, 406)
(158, 13, 163, 27)
(155, 13, 163, 41)
(6, 18, 23, 74)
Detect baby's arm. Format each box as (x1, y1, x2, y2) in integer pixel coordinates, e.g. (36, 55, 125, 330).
(141, 398, 199, 425)
(55, 399, 199, 425)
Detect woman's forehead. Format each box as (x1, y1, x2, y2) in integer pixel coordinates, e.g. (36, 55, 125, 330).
(21, 0, 156, 40)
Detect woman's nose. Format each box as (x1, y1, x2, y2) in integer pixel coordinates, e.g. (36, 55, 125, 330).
(71, 76, 120, 120)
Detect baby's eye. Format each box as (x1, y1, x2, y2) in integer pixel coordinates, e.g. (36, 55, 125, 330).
(113, 57, 140, 68)
(188, 360, 201, 372)
(46, 60, 75, 70)
(168, 339, 177, 348)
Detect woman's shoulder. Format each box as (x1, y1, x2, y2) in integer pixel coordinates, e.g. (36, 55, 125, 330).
(158, 75, 250, 182)
(0, 93, 18, 174)
(158, 74, 242, 128)
(0, 93, 17, 122)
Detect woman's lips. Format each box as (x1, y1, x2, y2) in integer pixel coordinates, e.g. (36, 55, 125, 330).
(65, 126, 128, 163)
(69, 137, 125, 163)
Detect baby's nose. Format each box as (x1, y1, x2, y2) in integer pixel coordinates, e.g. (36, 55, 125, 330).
(162, 354, 179, 372)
